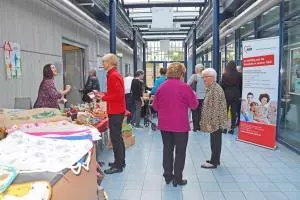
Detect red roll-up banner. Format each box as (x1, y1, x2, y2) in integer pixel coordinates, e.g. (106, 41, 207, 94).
(238, 37, 280, 149)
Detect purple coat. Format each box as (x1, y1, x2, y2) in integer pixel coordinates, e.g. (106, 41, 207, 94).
(152, 79, 198, 133)
(34, 79, 62, 109)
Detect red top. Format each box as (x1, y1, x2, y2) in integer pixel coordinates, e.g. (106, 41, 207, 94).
(102, 67, 126, 115)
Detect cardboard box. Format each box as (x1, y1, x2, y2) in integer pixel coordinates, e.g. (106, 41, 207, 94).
(107, 135, 135, 149)
(122, 130, 132, 138)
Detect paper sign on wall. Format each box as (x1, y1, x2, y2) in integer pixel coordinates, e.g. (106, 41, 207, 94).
(4, 41, 22, 79)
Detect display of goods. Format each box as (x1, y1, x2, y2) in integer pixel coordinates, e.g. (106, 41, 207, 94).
(63, 102, 107, 123)
(0, 108, 70, 129)
(76, 112, 93, 125)
(0, 181, 51, 200)
(92, 109, 107, 120)
(0, 165, 17, 193)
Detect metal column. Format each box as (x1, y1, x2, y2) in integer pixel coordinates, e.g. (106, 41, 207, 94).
(205, 49, 209, 67)
(224, 36, 227, 70)
(201, 53, 205, 66)
(109, 0, 117, 53)
(184, 42, 188, 81)
(192, 29, 197, 73)
(213, 0, 220, 81)
(143, 42, 146, 83)
(235, 29, 241, 65)
(133, 29, 138, 73)
(254, 17, 259, 39)
(276, 0, 284, 139)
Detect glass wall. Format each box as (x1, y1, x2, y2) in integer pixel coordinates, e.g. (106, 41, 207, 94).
(146, 63, 154, 87)
(279, 13, 300, 150)
(146, 40, 184, 62)
(196, 0, 300, 151)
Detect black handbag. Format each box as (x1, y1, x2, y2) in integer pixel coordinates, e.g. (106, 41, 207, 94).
(191, 80, 197, 91)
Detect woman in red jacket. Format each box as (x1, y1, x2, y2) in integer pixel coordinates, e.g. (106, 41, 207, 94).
(99, 53, 126, 175)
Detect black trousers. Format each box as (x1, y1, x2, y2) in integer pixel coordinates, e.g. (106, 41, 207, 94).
(191, 99, 203, 131)
(125, 93, 132, 123)
(227, 100, 240, 129)
(109, 114, 125, 168)
(161, 131, 189, 181)
(210, 129, 222, 165)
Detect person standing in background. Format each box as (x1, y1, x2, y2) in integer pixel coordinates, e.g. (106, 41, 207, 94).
(220, 61, 242, 134)
(200, 68, 227, 169)
(151, 68, 167, 95)
(131, 70, 145, 128)
(98, 53, 126, 174)
(124, 73, 134, 123)
(82, 69, 100, 103)
(187, 64, 206, 132)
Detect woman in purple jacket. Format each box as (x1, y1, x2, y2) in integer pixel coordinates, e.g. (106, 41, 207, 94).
(34, 64, 71, 109)
(153, 63, 198, 187)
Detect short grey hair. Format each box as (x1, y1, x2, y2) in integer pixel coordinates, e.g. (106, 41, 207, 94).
(202, 68, 217, 80)
(89, 68, 97, 76)
(195, 64, 204, 72)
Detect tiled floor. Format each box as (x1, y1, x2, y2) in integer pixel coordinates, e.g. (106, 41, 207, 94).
(100, 127, 300, 200)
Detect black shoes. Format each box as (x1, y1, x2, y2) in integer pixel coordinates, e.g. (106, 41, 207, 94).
(228, 129, 234, 134)
(108, 162, 126, 168)
(172, 179, 187, 187)
(206, 160, 220, 166)
(104, 167, 123, 174)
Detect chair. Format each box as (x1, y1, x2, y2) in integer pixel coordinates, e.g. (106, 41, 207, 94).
(14, 97, 32, 109)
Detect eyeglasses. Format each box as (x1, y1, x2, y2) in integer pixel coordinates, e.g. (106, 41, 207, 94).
(203, 76, 213, 79)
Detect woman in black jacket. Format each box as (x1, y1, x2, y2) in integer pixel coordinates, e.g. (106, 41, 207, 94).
(220, 61, 242, 134)
(82, 69, 100, 103)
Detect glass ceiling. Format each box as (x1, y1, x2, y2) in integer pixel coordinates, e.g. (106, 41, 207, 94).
(121, 0, 206, 40)
(123, 0, 203, 3)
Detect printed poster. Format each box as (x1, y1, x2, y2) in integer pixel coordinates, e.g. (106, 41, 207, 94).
(238, 37, 279, 149)
(4, 41, 21, 79)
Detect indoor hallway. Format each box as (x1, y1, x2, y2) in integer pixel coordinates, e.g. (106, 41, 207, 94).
(101, 127, 300, 200)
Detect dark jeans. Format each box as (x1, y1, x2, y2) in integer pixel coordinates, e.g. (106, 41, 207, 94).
(227, 100, 240, 129)
(161, 131, 189, 182)
(210, 129, 222, 165)
(191, 99, 203, 131)
(109, 114, 125, 168)
(132, 100, 142, 126)
(125, 93, 132, 123)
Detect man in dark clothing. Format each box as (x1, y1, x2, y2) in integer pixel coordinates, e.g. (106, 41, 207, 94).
(131, 70, 145, 128)
(82, 69, 100, 103)
(99, 53, 126, 174)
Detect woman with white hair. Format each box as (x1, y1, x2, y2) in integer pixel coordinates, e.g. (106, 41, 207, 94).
(187, 64, 206, 132)
(200, 68, 227, 169)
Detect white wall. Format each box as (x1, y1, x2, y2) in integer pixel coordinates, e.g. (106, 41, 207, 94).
(0, 0, 133, 108)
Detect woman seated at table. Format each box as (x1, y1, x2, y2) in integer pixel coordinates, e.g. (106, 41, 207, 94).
(34, 64, 71, 109)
